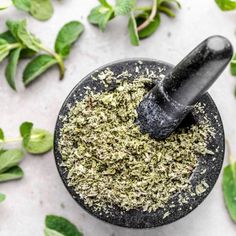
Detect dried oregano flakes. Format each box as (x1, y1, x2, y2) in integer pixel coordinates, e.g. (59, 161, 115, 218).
(58, 68, 215, 213)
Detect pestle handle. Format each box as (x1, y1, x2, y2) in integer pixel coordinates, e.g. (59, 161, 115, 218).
(162, 36, 233, 107)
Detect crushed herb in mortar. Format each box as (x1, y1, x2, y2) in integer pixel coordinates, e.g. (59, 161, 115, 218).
(59, 68, 214, 213)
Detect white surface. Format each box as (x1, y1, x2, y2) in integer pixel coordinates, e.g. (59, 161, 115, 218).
(0, 0, 236, 235)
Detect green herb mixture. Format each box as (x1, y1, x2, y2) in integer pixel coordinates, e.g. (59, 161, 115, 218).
(59, 69, 214, 213)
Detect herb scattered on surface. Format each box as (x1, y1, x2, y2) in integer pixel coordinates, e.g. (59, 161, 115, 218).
(0, 122, 53, 202)
(223, 142, 236, 222)
(44, 215, 83, 236)
(215, 0, 236, 11)
(59, 68, 214, 212)
(2, 0, 54, 21)
(0, 19, 84, 90)
(88, 0, 180, 46)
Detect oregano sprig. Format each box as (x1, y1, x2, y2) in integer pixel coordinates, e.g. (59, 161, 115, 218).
(0, 121, 53, 203)
(88, 0, 180, 46)
(1, 0, 54, 21)
(0, 19, 84, 90)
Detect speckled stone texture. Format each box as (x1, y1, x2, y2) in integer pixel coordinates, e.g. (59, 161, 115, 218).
(54, 59, 225, 229)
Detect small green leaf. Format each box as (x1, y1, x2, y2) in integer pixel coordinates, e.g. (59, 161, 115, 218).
(24, 128, 53, 154)
(5, 47, 22, 91)
(0, 2, 11, 10)
(44, 228, 64, 236)
(215, 0, 236, 10)
(0, 149, 24, 174)
(115, 0, 136, 16)
(128, 13, 139, 46)
(223, 162, 236, 222)
(23, 54, 57, 86)
(12, 0, 31, 12)
(20, 121, 33, 147)
(0, 193, 6, 203)
(0, 128, 4, 141)
(46, 215, 83, 236)
(137, 12, 161, 39)
(231, 54, 236, 76)
(88, 5, 114, 31)
(55, 21, 84, 59)
(0, 166, 24, 183)
(99, 0, 112, 8)
(0, 31, 17, 44)
(30, 0, 54, 21)
(6, 20, 40, 52)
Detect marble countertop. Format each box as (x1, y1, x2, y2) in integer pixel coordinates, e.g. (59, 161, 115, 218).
(1, 0, 236, 235)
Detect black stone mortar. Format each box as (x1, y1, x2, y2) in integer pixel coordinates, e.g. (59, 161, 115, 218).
(54, 58, 225, 229)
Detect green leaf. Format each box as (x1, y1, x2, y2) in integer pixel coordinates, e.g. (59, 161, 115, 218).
(137, 12, 161, 39)
(30, 0, 54, 21)
(223, 162, 236, 222)
(24, 128, 53, 154)
(115, 0, 136, 16)
(46, 215, 83, 236)
(88, 5, 114, 31)
(99, 0, 112, 8)
(0, 149, 24, 174)
(0, 166, 24, 183)
(128, 13, 139, 46)
(0, 193, 6, 203)
(20, 121, 33, 147)
(231, 54, 236, 76)
(23, 54, 57, 86)
(44, 228, 64, 236)
(215, 0, 236, 10)
(55, 21, 84, 59)
(0, 128, 4, 141)
(6, 20, 40, 52)
(5, 47, 22, 91)
(12, 0, 31, 12)
(0, 31, 17, 44)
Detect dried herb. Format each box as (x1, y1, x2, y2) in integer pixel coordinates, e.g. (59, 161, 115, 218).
(88, 0, 180, 46)
(0, 19, 84, 90)
(59, 68, 214, 212)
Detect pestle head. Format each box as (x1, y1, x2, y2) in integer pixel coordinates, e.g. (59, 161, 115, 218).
(136, 36, 233, 140)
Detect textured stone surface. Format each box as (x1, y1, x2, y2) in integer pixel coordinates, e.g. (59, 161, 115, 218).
(1, 0, 236, 235)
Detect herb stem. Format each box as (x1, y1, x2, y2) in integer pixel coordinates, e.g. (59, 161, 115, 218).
(8, 43, 22, 50)
(137, 0, 158, 32)
(36, 43, 65, 80)
(0, 134, 45, 144)
(135, 6, 152, 11)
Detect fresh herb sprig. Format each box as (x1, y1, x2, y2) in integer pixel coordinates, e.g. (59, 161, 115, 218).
(0, 121, 53, 155)
(223, 142, 236, 222)
(0, 19, 84, 90)
(215, 0, 236, 11)
(1, 0, 54, 21)
(44, 215, 83, 236)
(88, 0, 180, 46)
(0, 122, 53, 203)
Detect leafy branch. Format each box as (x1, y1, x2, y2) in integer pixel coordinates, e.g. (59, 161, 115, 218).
(88, 0, 181, 46)
(0, 19, 84, 90)
(0, 121, 53, 202)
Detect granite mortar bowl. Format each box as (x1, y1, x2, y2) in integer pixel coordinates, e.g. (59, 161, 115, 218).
(54, 58, 225, 229)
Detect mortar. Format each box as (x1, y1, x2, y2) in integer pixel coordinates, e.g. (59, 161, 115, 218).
(54, 58, 225, 228)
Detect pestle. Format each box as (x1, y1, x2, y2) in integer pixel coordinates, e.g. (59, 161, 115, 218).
(136, 35, 233, 140)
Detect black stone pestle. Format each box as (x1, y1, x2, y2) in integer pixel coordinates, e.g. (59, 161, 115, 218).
(136, 35, 233, 140)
